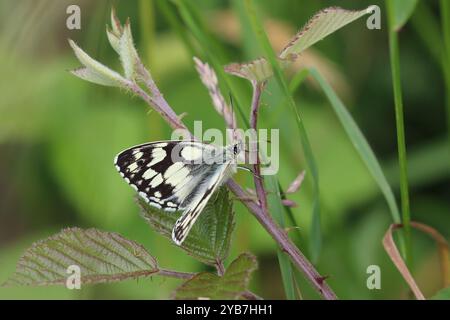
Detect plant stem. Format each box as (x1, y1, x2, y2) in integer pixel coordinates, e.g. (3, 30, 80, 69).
(127, 61, 337, 300)
(386, 1, 412, 265)
(158, 268, 195, 279)
(215, 260, 225, 276)
(227, 181, 337, 300)
(249, 80, 268, 214)
(241, 291, 263, 300)
(441, 0, 450, 156)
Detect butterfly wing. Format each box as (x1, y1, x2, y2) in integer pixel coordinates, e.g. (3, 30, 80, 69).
(114, 140, 222, 212)
(172, 162, 233, 245)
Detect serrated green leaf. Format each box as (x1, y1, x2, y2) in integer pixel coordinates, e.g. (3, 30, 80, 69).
(119, 20, 139, 79)
(68, 39, 126, 87)
(225, 6, 370, 83)
(279, 6, 371, 59)
(173, 253, 257, 300)
(391, 0, 418, 31)
(2, 228, 158, 287)
(139, 187, 235, 265)
(224, 57, 293, 82)
(224, 58, 273, 82)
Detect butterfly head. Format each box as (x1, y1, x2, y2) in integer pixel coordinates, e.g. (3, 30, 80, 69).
(233, 141, 242, 156)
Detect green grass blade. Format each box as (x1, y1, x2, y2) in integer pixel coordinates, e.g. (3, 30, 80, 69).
(172, 0, 250, 129)
(391, 0, 418, 31)
(243, 0, 322, 263)
(440, 0, 450, 153)
(138, 0, 155, 68)
(265, 176, 296, 300)
(411, 1, 443, 65)
(386, 0, 412, 264)
(155, 0, 197, 57)
(309, 68, 401, 223)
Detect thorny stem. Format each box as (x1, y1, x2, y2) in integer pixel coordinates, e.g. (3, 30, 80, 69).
(158, 268, 195, 279)
(215, 260, 225, 276)
(249, 80, 268, 215)
(129, 59, 337, 300)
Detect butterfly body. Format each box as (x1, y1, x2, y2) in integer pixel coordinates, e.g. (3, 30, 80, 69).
(114, 140, 241, 245)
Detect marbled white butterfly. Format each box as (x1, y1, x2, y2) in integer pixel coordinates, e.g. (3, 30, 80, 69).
(114, 140, 242, 245)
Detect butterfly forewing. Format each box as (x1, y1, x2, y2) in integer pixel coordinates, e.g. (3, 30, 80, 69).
(114, 141, 220, 211)
(115, 140, 237, 246)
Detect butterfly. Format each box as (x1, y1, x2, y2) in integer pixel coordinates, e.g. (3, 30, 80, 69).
(114, 140, 242, 245)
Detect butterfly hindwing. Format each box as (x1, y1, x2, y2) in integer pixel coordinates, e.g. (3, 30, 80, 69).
(171, 163, 231, 245)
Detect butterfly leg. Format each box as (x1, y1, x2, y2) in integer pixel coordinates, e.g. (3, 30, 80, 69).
(237, 165, 263, 180)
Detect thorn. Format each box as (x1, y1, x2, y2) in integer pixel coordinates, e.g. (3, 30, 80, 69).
(246, 188, 256, 195)
(284, 226, 301, 233)
(282, 199, 297, 208)
(315, 275, 330, 286)
(178, 112, 188, 120)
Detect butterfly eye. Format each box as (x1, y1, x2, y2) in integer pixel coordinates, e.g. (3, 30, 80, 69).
(233, 144, 239, 155)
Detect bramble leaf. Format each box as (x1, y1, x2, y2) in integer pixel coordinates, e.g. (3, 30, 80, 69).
(139, 187, 235, 266)
(225, 6, 371, 82)
(173, 253, 257, 300)
(2, 228, 158, 287)
(279, 6, 371, 59)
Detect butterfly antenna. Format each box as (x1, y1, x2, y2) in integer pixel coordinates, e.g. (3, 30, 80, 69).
(228, 92, 236, 141)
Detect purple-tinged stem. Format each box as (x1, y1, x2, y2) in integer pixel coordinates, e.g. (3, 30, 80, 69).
(126, 60, 337, 300)
(249, 80, 268, 215)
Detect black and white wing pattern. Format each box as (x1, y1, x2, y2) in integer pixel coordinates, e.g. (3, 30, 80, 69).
(172, 161, 233, 245)
(114, 140, 233, 245)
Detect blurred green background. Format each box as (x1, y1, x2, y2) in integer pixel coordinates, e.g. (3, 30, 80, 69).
(0, 0, 448, 299)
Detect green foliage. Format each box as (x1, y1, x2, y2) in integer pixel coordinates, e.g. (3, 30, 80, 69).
(3, 228, 158, 287)
(386, 0, 415, 263)
(69, 40, 126, 87)
(224, 5, 372, 83)
(390, 0, 419, 31)
(431, 286, 450, 300)
(173, 253, 257, 299)
(243, 0, 323, 265)
(0, 0, 447, 300)
(309, 69, 401, 223)
(278, 6, 371, 59)
(139, 187, 235, 266)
